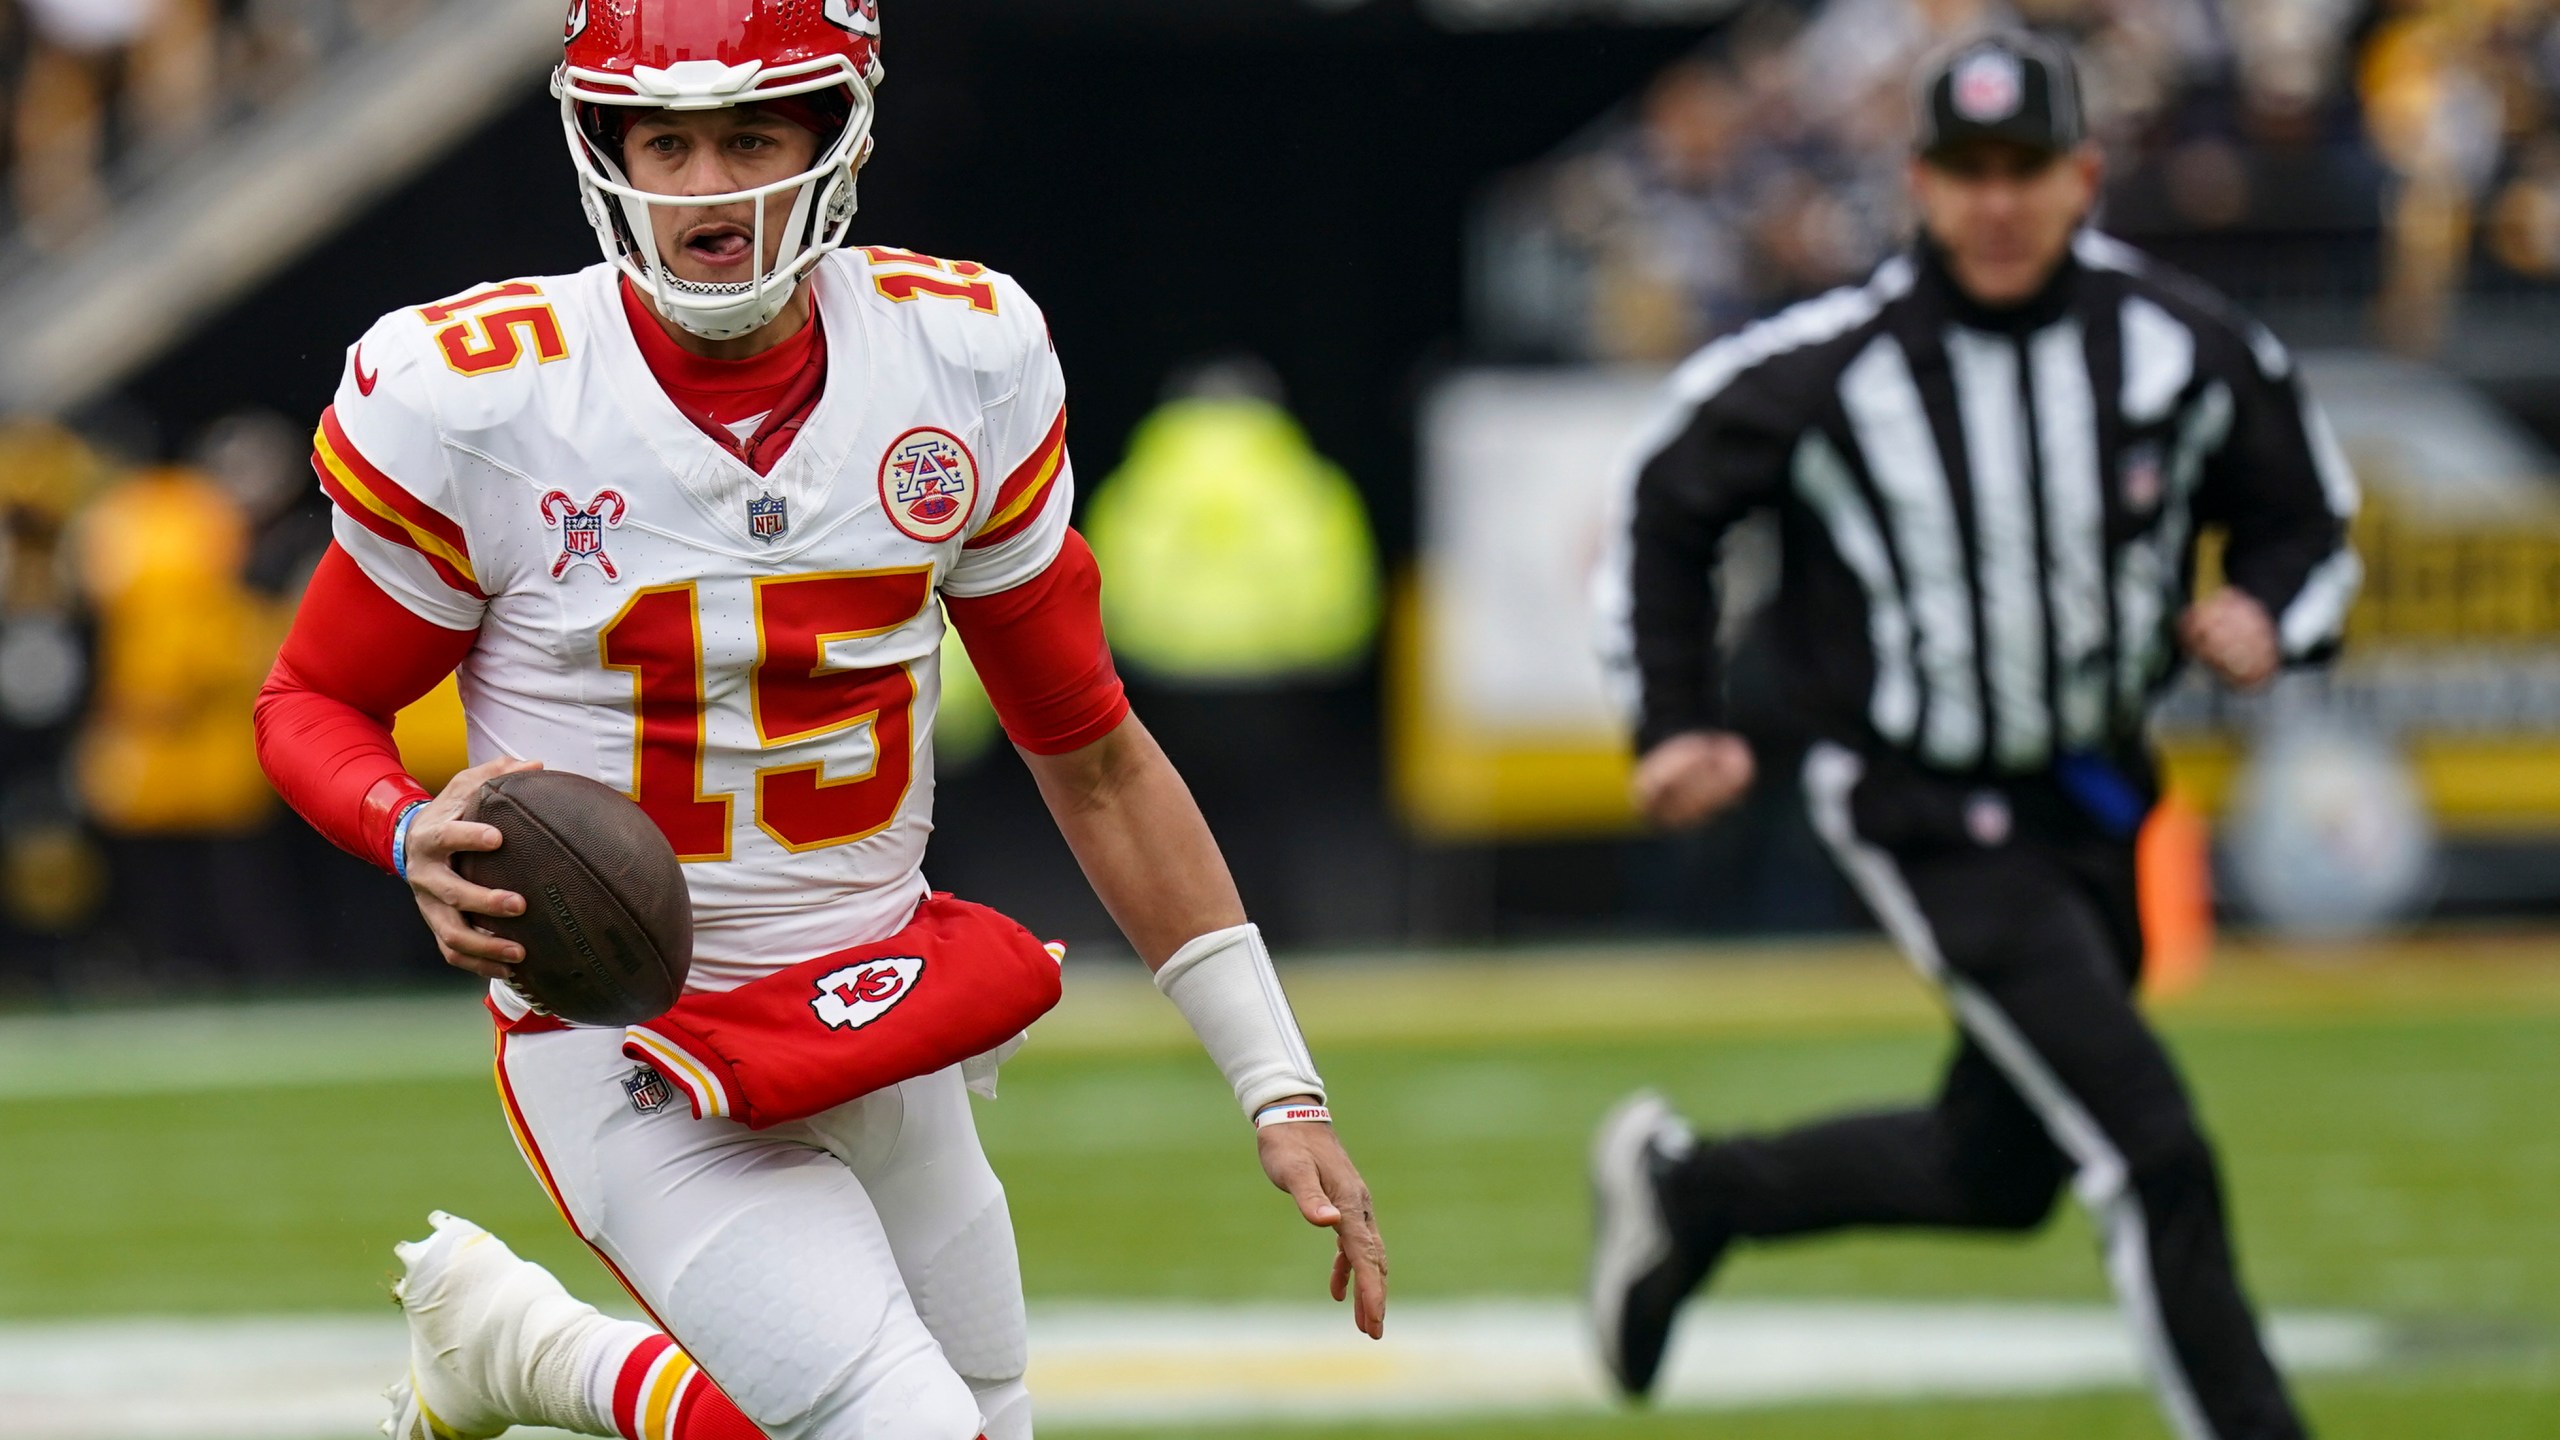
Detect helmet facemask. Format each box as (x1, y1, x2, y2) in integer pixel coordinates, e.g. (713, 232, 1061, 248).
(556, 59, 877, 341)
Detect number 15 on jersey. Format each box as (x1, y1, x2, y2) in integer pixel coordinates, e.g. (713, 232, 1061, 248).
(600, 568, 933, 861)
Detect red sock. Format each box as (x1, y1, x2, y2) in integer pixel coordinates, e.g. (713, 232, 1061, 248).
(609, 1335, 766, 1440)
(607, 1331, 988, 1440)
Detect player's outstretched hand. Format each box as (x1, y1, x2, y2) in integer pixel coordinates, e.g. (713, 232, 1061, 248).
(2179, 587, 2280, 692)
(1259, 1111, 1388, 1339)
(404, 757, 544, 979)
(1633, 730, 1755, 829)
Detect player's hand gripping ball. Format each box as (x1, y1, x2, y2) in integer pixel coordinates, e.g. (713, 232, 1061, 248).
(454, 771, 694, 1025)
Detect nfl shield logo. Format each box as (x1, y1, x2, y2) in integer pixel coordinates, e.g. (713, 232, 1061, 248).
(748, 493, 789, 543)
(540, 490, 626, 581)
(622, 1064, 673, 1116)
(1952, 48, 2024, 123)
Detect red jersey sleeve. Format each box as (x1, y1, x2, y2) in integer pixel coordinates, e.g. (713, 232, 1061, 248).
(254, 543, 478, 870)
(944, 529, 1130, 756)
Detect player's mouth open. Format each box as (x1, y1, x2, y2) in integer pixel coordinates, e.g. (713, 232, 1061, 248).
(680, 224, 752, 268)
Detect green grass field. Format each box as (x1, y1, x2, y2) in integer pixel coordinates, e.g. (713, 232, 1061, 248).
(2, 936, 2554, 1437)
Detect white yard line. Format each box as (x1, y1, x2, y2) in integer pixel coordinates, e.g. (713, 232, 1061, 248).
(0, 1299, 2387, 1438)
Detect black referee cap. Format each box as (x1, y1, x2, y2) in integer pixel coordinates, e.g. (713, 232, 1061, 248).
(1914, 32, 2085, 159)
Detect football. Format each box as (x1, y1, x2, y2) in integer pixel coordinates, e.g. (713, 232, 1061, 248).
(453, 770, 693, 1027)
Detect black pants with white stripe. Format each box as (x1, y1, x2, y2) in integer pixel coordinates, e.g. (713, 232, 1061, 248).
(1662, 744, 2306, 1440)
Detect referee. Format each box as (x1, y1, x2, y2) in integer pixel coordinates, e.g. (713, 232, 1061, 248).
(1587, 34, 2356, 1440)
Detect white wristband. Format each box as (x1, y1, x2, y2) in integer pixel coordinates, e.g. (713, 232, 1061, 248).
(1153, 922, 1326, 1119)
(1254, 1101, 1332, 1129)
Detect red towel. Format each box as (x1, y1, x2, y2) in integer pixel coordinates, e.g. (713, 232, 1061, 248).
(622, 894, 1064, 1129)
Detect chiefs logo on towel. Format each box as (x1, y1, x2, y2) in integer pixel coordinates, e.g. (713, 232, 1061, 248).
(810, 956, 924, 1031)
(622, 895, 1061, 1128)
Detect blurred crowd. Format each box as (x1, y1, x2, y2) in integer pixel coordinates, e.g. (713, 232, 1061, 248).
(0, 0, 424, 247)
(0, 409, 441, 994)
(1477, 0, 2560, 361)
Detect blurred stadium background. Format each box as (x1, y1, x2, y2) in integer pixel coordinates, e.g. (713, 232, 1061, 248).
(0, 0, 2556, 1435)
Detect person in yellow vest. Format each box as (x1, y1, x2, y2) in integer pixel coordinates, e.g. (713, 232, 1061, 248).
(1080, 360, 1385, 941)
(1084, 361, 1380, 683)
(75, 453, 296, 975)
(198, 406, 467, 981)
(78, 463, 278, 830)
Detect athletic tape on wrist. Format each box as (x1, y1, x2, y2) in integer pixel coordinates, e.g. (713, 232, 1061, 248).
(390, 800, 430, 880)
(1153, 922, 1326, 1119)
(1254, 1101, 1332, 1129)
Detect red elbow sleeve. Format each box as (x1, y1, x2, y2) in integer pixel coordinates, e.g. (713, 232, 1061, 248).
(255, 544, 476, 870)
(255, 657, 430, 870)
(945, 531, 1131, 756)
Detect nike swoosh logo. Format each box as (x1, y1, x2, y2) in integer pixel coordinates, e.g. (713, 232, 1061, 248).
(353, 344, 379, 397)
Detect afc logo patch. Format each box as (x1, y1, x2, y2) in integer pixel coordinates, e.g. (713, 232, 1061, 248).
(541, 489, 627, 580)
(622, 1063, 673, 1115)
(811, 955, 925, 1031)
(878, 428, 978, 544)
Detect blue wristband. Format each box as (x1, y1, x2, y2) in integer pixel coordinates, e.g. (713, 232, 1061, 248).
(390, 800, 430, 879)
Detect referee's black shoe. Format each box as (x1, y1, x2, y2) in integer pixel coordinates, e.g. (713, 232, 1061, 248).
(1588, 1090, 1732, 1401)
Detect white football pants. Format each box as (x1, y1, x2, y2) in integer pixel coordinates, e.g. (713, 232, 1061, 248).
(495, 1025, 1032, 1440)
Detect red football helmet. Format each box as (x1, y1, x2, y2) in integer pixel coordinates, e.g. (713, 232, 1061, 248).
(553, 0, 884, 340)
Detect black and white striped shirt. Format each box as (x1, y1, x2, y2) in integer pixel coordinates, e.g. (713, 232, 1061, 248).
(1602, 231, 2361, 772)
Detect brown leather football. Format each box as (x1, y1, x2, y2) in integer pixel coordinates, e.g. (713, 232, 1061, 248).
(453, 770, 693, 1027)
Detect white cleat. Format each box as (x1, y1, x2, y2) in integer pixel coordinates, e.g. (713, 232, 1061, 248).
(385, 1211, 611, 1440)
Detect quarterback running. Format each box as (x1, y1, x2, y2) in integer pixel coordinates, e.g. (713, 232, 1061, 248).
(250, 3, 1388, 1438)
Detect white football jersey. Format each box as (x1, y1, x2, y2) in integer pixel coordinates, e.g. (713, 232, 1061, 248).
(315, 248, 1073, 994)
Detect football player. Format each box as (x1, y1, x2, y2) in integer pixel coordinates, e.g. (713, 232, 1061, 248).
(250, 3, 1388, 1438)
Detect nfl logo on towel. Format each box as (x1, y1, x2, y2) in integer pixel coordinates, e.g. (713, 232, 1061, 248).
(748, 493, 789, 542)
